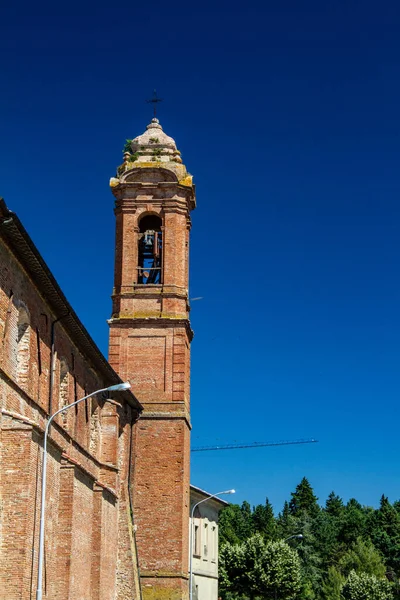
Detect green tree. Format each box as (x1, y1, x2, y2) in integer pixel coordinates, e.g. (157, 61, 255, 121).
(338, 538, 386, 578)
(219, 504, 253, 545)
(219, 502, 253, 544)
(219, 540, 247, 598)
(253, 497, 276, 540)
(219, 534, 301, 600)
(368, 495, 400, 573)
(241, 501, 254, 539)
(341, 570, 393, 600)
(292, 512, 321, 599)
(277, 501, 297, 540)
(313, 509, 341, 572)
(392, 500, 400, 515)
(338, 499, 368, 547)
(325, 492, 345, 517)
(219, 485, 400, 600)
(289, 477, 319, 518)
(321, 567, 345, 600)
(259, 539, 301, 600)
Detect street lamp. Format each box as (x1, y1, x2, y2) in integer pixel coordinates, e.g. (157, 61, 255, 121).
(189, 488, 235, 600)
(36, 381, 131, 600)
(284, 534, 304, 542)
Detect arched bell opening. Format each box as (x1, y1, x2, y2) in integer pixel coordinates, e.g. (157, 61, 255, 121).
(137, 214, 163, 284)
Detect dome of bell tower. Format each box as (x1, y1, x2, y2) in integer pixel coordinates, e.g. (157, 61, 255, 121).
(131, 118, 177, 152)
(111, 118, 194, 189)
(128, 118, 182, 166)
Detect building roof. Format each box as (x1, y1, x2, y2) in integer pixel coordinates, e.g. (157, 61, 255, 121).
(0, 198, 142, 413)
(190, 484, 230, 508)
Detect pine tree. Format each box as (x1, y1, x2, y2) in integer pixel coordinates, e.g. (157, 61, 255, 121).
(219, 504, 252, 545)
(277, 500, 297, 539)
(252, 497, 276, 540)
(393, 500, 400, 514)
(218, 485, 400, 600)
(338, 498, 368, 546)
(240, 501, 253, 539)
(314, 509, 341, 572)
(368, 495, 400, 573)
(294, 512, 322, 598)
(289, 477, 319, 518)
(325, 492, 344, 517)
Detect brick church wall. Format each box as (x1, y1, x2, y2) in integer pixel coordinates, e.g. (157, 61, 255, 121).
(0, 202, 142, 600)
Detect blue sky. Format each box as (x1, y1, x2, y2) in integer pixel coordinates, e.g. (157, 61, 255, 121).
(1, 0, 400, 512)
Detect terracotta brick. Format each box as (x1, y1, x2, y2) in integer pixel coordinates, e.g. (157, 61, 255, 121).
(0, 201, 142, 600)
(109, 120, 196, 600)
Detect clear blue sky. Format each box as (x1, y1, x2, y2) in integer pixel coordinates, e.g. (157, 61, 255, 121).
(1, 0, 400, 513)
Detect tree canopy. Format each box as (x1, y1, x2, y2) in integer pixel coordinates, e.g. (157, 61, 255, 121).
(220, 534, 301, 600)
(218, 478, 399, 599)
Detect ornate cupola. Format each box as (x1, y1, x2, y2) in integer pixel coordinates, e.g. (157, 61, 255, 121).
(108, 118, 196, 600)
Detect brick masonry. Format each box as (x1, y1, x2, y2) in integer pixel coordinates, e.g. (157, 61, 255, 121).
(0, 200, 142, 600)
(109, 119, 196, 600)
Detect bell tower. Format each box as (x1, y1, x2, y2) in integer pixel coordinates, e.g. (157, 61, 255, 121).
(108, 118, 195, 599)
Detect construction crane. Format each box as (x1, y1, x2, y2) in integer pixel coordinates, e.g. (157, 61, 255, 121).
(191, 438, 318, 452)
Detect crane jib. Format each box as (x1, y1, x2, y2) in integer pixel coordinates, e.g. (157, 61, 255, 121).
(191, 439, 318, 452)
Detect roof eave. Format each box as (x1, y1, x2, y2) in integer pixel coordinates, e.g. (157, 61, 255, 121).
(0, 198, 143, 414)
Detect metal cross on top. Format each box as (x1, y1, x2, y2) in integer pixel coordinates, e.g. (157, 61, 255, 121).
(146, 89, 163, 118)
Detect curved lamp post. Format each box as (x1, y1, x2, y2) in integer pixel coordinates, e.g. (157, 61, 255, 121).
(274, 534, 304, 599)
(36, 381, 131, 600)
(189, 488, 235, 600)
(284, 534, 303, 542)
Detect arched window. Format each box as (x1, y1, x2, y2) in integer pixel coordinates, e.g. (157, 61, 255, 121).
(193, 506, 202, 557)
(16, 307, 30, 387)
(138, 215, 162, 284)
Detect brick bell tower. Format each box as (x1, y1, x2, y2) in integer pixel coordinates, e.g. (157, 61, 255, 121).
(108, 117, 196, 599)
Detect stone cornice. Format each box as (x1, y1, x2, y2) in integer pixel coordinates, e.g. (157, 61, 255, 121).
(107, 316, 194, 340)
(112, 283, 188, 300)
(138, 409, 191, 429)
(140, 571, 189, 580)
(114, 197, 192, 216)
(112, 181, 196, 211)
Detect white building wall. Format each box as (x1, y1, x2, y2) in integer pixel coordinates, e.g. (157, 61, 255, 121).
(190, 487, 228, 600)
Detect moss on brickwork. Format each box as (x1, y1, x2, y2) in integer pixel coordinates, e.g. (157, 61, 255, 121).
(115, 312, 188, 320)
(178, 175, 193, 188)
(142, 587, 187, 600)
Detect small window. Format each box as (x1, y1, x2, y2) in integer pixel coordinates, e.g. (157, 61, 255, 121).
(194, 524, 201, 557)
(138, 215, 162, 284)
(211, 525, 217, 562)
(203, 523, 209, 560)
